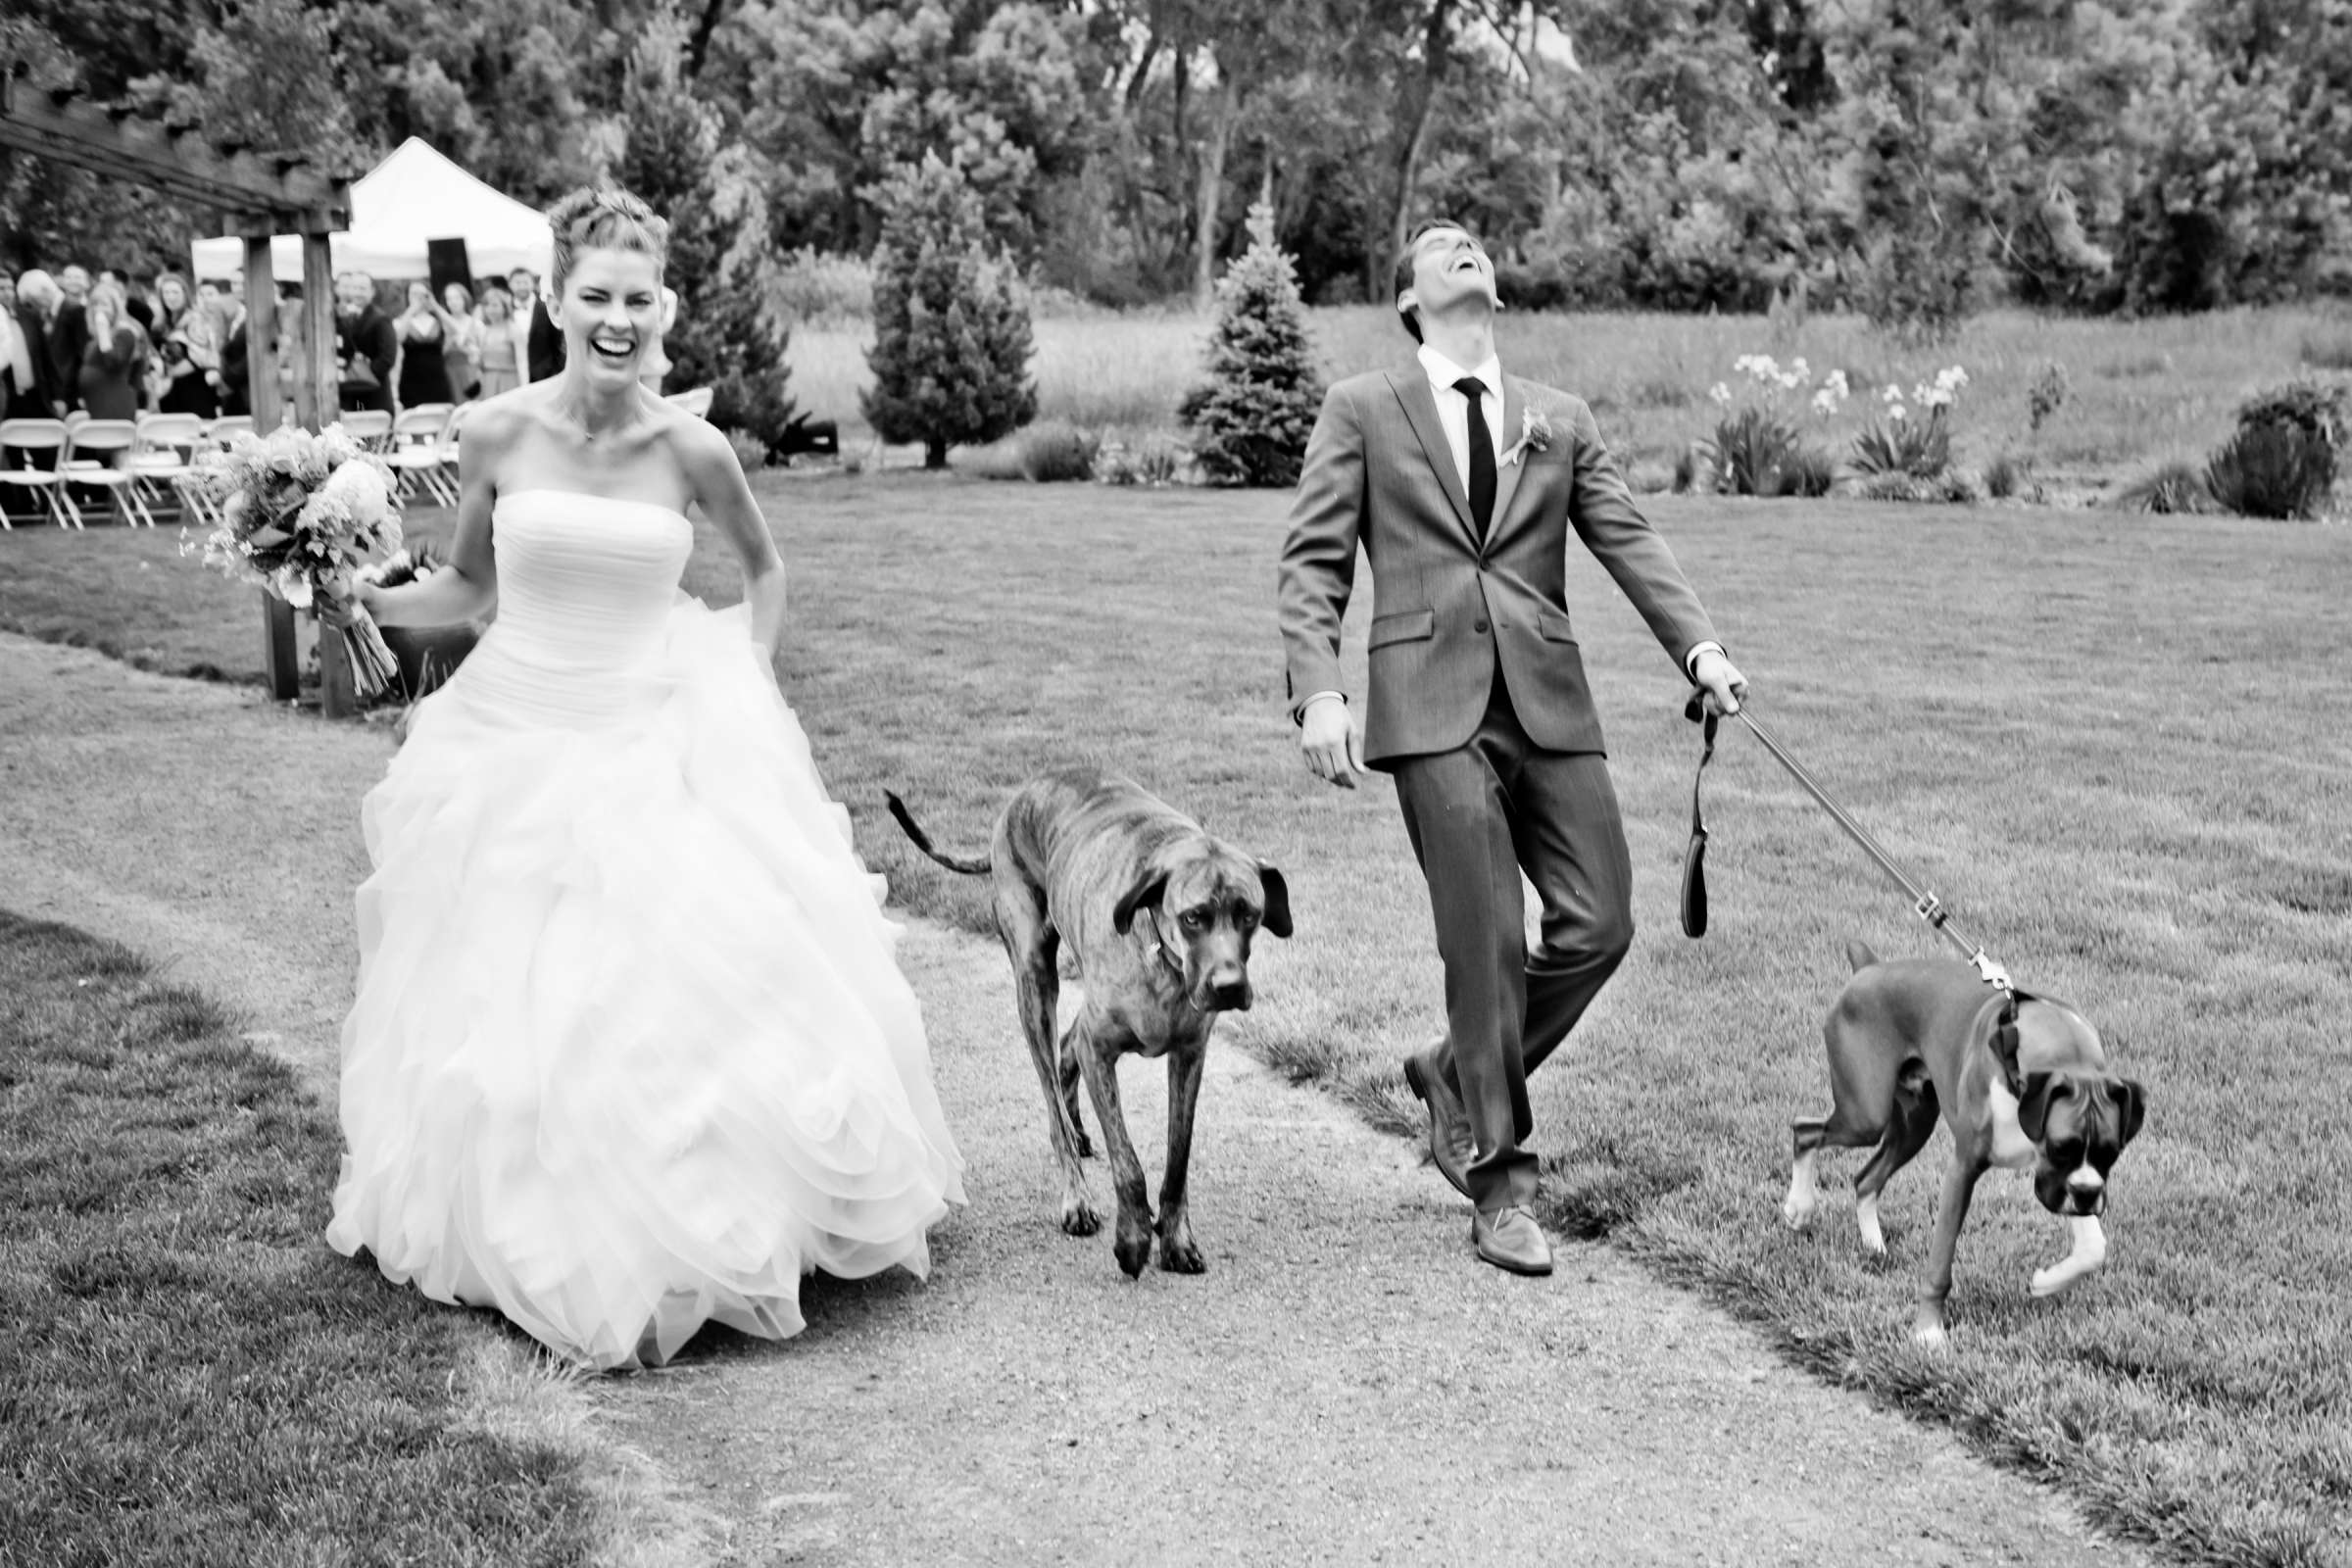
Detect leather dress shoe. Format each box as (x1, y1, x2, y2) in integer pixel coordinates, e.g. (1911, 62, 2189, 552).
(1472, 1204, 1554, 1276)
(1401, 1044, 1474, 1200)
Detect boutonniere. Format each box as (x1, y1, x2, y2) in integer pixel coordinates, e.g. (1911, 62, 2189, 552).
(1501, 406, 1553, 466)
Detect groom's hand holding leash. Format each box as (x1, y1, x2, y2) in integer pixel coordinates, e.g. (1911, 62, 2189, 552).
(1690, 646, 1748, 716)
(1298, 692, 1366, 788)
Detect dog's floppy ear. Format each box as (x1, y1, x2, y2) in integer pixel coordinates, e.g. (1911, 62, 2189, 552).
(1255, 862, 1293, 939)
(2017, 1071, 2066, 1143)
(2112, 1077, 2147, 1149)
(1112, 866, 1169, 935)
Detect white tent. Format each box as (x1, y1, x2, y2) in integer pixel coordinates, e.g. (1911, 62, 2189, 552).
(191, 137, 554, 283)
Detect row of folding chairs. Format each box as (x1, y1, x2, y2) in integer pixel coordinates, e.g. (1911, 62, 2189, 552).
(2, 388, 716, 530)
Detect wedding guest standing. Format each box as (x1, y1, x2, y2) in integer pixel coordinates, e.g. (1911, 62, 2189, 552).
(334, 271, 398, 415)
(78, 278, 150, 421)
(509, 266, 565, 382)
(440, 281, 481, 400)
(46, 266, 91, 414)
(0, 271, 43, 420)
(393, 280, 455, 409)
(154, 272, 220, 417)
(472, 287, 521, 399)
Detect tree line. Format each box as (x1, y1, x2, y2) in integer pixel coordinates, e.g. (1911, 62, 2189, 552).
(6, 0, 2349, 335)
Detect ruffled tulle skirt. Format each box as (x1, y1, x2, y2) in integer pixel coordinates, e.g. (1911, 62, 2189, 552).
(326, 596, 965, 1370)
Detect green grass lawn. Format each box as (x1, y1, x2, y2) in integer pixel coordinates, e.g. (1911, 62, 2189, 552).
(0, 912, 602, 1567)
(7, 474, 2350, 1564)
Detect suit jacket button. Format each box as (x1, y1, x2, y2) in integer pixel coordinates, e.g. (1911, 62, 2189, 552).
(1474, 618, 1491, 634)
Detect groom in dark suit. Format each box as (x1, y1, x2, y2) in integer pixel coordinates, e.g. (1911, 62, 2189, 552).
(1277, 221, 1746, 1275)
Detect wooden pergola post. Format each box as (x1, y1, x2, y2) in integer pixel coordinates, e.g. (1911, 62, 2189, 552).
(1, 59, 357, 714)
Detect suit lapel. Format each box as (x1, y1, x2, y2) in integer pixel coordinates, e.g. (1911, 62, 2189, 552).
(1488, 375, 1531, 539)
(1385, 366, 1477, 545)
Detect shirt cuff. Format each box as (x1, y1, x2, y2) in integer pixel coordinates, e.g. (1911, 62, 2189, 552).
(1684, 642, 1725, 680)
(1294, 689, 1348, 723)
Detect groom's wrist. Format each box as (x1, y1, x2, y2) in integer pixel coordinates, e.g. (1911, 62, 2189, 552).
(1684, 641, 1726, 680)
(1295, 689, 1347, 725)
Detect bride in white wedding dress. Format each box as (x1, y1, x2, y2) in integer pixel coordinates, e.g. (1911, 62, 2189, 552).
(324, 187, 964, 1370)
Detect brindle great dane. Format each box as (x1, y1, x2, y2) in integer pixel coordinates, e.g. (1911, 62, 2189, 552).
(886, 766, 1291, 1277)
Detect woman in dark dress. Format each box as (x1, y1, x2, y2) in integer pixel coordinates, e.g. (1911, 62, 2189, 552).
(393, 281, 454, 410)
(77, 279, 149, 421)
(153, 273, 220, 418)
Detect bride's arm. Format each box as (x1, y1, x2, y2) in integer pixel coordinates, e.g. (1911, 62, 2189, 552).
(682, 418, 787, 659)
(362, 404, 509, 628)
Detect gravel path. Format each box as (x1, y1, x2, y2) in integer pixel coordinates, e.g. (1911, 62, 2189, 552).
(2, 632, 2151, 1566)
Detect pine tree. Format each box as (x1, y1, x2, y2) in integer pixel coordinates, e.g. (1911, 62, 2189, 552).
(617, 9, 794, 454)
(863, 154, 1037, 471)
(1179, 202, 1323, 488)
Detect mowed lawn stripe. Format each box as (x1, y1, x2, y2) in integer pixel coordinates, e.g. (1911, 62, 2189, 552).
(0, 913, 603, 1567)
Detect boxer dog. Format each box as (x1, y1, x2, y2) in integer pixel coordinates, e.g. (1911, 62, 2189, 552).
(1781, 941, 2147, 1344)
(885, 767, 1290, 1279)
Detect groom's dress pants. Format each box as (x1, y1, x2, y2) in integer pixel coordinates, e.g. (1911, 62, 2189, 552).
(1388, 668, 1635, 1210)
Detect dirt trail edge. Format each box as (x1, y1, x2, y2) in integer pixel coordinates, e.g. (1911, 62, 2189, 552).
(2, 633, 2149, 1567)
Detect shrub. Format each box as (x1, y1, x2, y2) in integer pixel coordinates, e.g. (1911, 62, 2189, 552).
(2205, 424, 2335, 519)
(1984, 450, 2025, 500)
(2204, 379, 2345, 519)
(863, 154, 1038, 470)
(1779, 445, 1838, 498)
(1851, 411, 1953, 480)
(1702, 408, 1801, 496)
(1179, 200, 1324, 488)
(722, 428, 771, 472)
(2027, 360, 2071, 441)
(1098, 436, 1184, 488)
(1670, 443, 1699, 494)
(1017, 419, 1099, 482)
(2116, 461, 2214, 514)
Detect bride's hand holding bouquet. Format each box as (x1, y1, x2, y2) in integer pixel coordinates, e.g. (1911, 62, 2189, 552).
(182, 423, 405, 698)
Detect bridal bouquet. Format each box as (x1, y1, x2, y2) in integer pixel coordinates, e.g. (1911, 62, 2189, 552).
(184, 423, 404, 699)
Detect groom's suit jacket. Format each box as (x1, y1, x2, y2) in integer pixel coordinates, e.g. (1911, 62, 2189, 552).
(1279, 362, 1718, 766)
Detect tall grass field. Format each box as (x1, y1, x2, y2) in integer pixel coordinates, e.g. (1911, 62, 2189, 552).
(3, 462, 2348, 1562)
(790, 303, 2352, 486)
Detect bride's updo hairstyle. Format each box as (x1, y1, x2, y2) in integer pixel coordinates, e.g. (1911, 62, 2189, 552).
(545, 186, 670, 296)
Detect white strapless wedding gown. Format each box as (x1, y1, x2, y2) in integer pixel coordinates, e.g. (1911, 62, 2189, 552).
(326, 489, 965, 1370)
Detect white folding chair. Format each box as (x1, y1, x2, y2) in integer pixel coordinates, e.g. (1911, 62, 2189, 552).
(61, 419, 153, 526)
(204, 414, 255, 450)
(664, 386, 714, 418)
(340, 408, 394, 450)
(130, 413, 207, 524)
(384, 404, 454, 504)
(0, 418, 81, 529)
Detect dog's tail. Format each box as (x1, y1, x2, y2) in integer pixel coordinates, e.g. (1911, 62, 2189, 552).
(1844, 938, 1881, 973)
(883, 790, 993, 875)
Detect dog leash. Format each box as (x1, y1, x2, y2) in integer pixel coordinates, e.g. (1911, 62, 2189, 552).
(1681, 692, 2016, 998)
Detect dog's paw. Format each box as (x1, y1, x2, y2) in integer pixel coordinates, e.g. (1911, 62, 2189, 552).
(1112, 1225, 1152, 1279)
(1855, 1195, 1886, 1255)
(1781, 1190, 1816, 1232)
(1911, 1301, 1950, 1348)
(1156, 1224, 1205, 1275)
(1061, 1194, 1102, 1237)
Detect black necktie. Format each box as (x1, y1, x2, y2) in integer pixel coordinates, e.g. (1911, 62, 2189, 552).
(1453, 375, 1495, 538)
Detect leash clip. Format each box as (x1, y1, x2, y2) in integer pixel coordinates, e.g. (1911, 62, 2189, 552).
(1970, 949, 2014, 993)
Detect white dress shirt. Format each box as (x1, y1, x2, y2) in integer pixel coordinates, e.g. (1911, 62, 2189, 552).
(1416, 342, 1505, 496)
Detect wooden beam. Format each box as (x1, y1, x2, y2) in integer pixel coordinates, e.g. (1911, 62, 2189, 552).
(0, 82, 350, 226)
(244, 236, 298, 703)
(298, 233, 357, 719)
